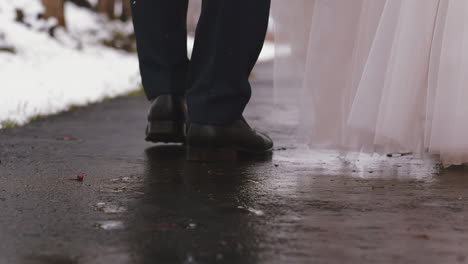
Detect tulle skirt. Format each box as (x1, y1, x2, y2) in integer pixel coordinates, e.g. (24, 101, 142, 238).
(272, 0, 468, 166)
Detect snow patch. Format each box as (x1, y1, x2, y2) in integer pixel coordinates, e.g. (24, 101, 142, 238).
(0, 1, 140, 128)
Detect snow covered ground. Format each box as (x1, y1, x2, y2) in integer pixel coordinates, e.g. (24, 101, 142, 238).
(0, 0, 279, 129)
(0, 0, 140, 128)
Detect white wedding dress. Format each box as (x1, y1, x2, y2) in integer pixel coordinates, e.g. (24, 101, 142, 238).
(272, 0, 468, 167)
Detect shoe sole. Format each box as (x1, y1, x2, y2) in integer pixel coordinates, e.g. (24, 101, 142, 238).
(186, 146, 273, 162)
(145, 121, 185, 144)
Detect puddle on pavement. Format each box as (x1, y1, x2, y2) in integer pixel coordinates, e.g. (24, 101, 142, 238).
(111, 175, 142, 183)
(237, 205, 265, 216)
(183, 254, 197, 264)
(186, 222, 197, 230)
(95, 202, 127, 214)
(273, 145, 440, 180)
(95, 220, 125, 230)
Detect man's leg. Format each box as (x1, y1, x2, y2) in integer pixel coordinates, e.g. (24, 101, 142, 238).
(131, 0, 189, 143)
(187, 0, 272, 125)
(131, 0, 189, 99)
(186, 0, 273, 161)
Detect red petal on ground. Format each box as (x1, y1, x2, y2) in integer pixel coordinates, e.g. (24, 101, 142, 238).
(77, 174, 85, 181)
(412, 234, 430, 239)
(57, 136, 77, 141)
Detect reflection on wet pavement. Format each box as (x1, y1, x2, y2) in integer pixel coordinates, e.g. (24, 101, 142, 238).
(1, 62, 468, 263)
(130, 140, 468, 263)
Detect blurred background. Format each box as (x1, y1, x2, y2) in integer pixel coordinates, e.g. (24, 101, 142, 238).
(0, 0, 276, 129)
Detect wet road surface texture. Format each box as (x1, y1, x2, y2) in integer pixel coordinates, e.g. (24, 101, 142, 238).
(1, 63, 468, 264)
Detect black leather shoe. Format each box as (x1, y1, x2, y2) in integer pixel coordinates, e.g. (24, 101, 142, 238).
(145, 95, 186, 144)
(186, 118, 273, 161)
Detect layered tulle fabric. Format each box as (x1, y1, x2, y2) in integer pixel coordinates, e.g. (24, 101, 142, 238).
(272, 0, 468, 166)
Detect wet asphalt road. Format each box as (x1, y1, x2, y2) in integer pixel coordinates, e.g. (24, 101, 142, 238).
(2, 63, 468, 264)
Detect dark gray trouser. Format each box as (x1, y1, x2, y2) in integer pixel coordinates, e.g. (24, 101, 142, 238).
(131, 0, 271, 125)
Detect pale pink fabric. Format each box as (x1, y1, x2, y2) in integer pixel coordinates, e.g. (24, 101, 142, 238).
(273, 0, 468, 166)
(187, 0, 201, 34)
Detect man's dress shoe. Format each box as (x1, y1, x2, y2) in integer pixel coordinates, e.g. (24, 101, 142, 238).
(186, 118, 273, 161)
(145, 95, 186, 144)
